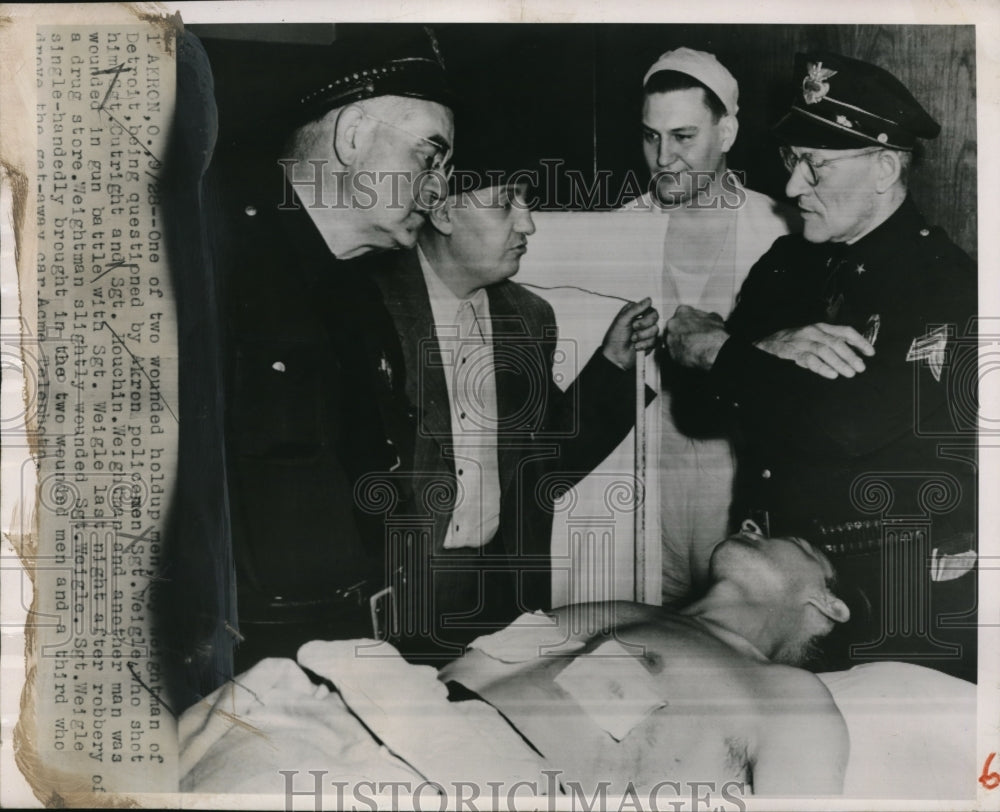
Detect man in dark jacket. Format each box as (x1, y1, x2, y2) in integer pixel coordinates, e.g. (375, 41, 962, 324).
(375, 140, 659, 659)
(199, 31, 459, 680)
(664, 52, 977, 681)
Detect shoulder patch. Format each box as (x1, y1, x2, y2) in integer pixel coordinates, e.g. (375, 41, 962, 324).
(906, 325, 949, 382)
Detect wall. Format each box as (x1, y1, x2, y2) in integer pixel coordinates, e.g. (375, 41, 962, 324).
(338, 22, 978, 257)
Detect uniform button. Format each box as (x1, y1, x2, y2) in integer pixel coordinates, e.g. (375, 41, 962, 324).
(271, 361, 286, 372)
(245, 205, 257, 217)
(460, 412, 466, 420)
(458, 469, 464, 476)
(919, 228, 930, 237)
(761, 469, 772, 479)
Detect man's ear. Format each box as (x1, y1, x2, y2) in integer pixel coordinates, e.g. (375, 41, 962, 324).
(332, 105, 367, 167)
(808, 590, 851, 624)
(874, 148, 903, 194)
(718, 114, 739, 155)
(739, 518, 765, 537)
(426, 195, 454, 237)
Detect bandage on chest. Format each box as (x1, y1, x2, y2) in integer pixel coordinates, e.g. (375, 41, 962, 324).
(553, 639, 667, 741)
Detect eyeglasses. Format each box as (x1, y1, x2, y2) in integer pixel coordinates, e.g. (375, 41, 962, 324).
(779, 146, 883, 186)
(364, 111, 454, 180)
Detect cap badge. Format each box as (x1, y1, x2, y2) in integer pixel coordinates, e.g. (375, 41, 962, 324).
(803, 62, 837, 105)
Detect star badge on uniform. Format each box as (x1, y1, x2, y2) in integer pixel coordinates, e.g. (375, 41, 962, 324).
(803, 62, 837, 104)
(906, 325, 949, 382)
(855, 263, 866, 275)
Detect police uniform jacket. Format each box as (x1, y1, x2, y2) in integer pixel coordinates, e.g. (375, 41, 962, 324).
(216, 155, 417, 664)
(710, 196, 976, 547)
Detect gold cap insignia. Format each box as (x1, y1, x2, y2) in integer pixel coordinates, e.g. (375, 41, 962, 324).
(803, 62, 837, 105)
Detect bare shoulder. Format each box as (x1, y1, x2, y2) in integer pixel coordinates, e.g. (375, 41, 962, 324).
(750, 664, 849, 796)
(754, 663, 846, 732)
(759, 663, 839, 703)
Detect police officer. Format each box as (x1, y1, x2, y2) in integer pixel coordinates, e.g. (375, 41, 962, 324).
(190, 31, 458, 683)
(665, 51, 977, 681)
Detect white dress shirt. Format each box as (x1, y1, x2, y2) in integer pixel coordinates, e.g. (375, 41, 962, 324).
(417, 248, 501, 549)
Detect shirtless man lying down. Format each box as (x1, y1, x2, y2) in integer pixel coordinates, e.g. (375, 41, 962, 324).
(440, 528, 852, 797)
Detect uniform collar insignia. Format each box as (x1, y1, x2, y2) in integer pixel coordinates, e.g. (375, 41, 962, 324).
(803, 62, 837, 105)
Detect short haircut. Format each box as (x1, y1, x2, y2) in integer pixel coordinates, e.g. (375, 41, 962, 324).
(896, 142, 922, 187)
(644, 69, 728, 122)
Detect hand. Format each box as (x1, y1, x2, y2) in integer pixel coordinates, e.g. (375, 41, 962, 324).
(754, 323, 875, 380)
(601, 298, 660, 371)
(664, 305, 728, 370)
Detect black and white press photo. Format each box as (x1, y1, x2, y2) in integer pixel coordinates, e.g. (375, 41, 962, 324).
(0, 2, 996, 809)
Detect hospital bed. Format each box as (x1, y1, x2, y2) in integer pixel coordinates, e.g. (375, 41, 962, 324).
(180, 628, 976, 802)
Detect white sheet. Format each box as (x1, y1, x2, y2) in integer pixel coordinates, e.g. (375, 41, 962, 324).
(179, 657, 421, 794)
(180, 642, 977, 801)
(819, 662, 976, 799)
(180, 641, 552, 797)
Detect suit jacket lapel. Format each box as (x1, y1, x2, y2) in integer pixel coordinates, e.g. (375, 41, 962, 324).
(379, 250, 452, 442)
(488, 283, 532, 496)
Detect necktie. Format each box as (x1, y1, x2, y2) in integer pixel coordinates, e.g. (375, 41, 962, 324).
(822, 245, 851, 321)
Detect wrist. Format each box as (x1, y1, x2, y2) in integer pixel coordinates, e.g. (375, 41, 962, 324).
(601, 344, 632, 371)
(700, 330, 728, 369)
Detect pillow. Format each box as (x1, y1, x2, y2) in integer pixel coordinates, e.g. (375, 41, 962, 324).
(819, 662, 976, 799)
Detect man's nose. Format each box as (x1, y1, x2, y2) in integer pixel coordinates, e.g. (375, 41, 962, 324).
(515, 208, 536, 235)
(657, 139, 676, 168)
(785, 161, 811, 198)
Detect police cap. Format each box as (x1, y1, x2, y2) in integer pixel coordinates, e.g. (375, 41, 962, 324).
(773, 51, 940, 150)
(291, 27, 459, 128)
